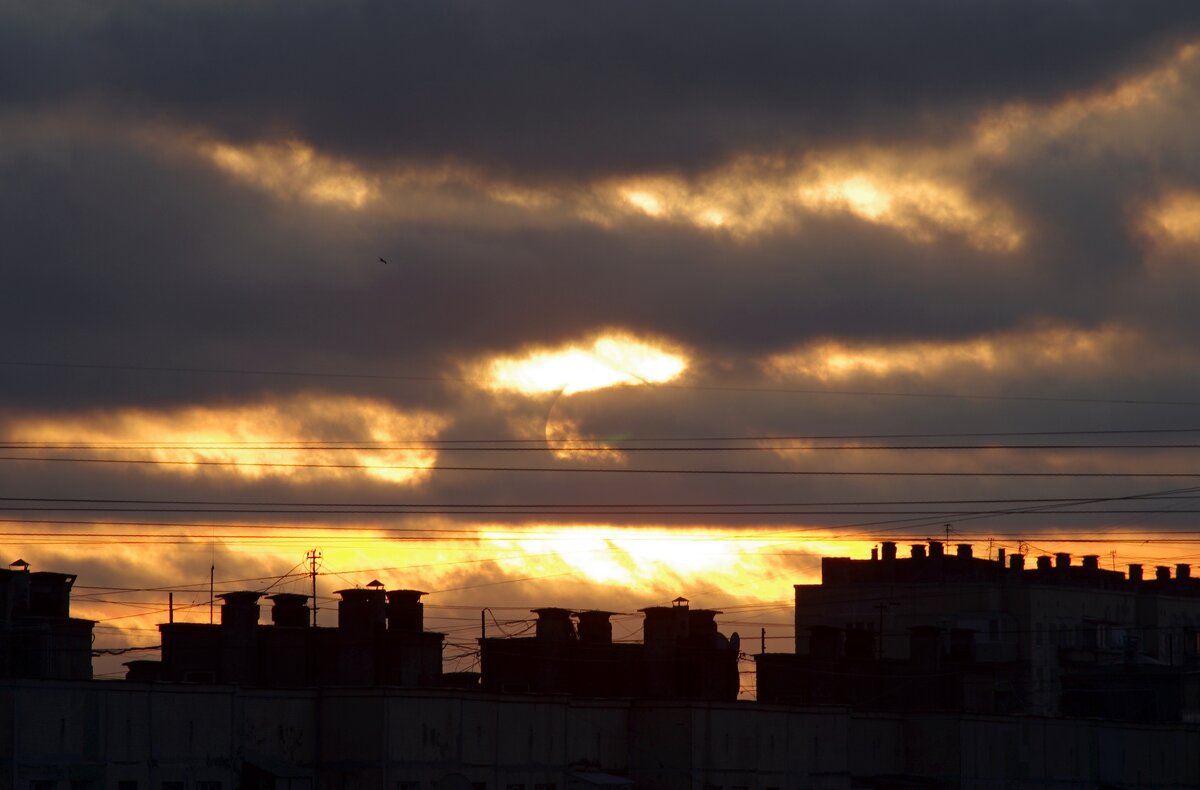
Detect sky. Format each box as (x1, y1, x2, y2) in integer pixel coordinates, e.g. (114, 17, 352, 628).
(6, 1, 1200, 682)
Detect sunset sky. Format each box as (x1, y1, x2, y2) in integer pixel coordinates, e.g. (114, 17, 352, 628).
(6, 2, 1200, 683)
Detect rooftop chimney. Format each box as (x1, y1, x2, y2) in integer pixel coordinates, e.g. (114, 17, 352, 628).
(1157, 566, 1171, 581)
(1010, 553, 1025, 571)
(911, 544, 927, 559)
(687, 609, 721, 642)
(641, 601, 690, 647)
(997, 547, 1006, 566)
(1129, 564, 1144, 583)
(533, 607, 576, 642)
(1036, 556, 1052, 571)
(386, 589, 427, 633)
(1082, 555, 1100, 571)
(1178, 564, 1192, 580)
(881, 541, 897, 561)
(217, 591, 262, 685)
(575, 610, 615, 645)
(218, 591, 262, 628)
(956, 543, 973, 559)
(336, 588, 387, 631)
(26, 572, 77, 619)
(1055, 552, 1071, 570)
(266, 593, 309, 628)
(928, 540, 944, 559)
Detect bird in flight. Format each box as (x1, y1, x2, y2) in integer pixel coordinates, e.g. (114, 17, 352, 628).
(379, 257, 388, 264)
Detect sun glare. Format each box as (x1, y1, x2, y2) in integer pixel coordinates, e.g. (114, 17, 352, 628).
(481, 333, 688, 395)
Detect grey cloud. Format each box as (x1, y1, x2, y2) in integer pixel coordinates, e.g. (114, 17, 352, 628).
(3, 1, 1199, 178)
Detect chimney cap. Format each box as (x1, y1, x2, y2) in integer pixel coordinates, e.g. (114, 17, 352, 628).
(366, 579, 385, 589)
(386, 588, 427, 601)
(672, 596, 690, 608)
(216, 590, 262, 605)
(334, 587, 385, 600)
(9, 558, 29, 569)
(265, 592, 309, 604)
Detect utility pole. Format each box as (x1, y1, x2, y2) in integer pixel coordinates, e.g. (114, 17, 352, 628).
(307, 548, 322, 627)
(209, 564, 215, 624)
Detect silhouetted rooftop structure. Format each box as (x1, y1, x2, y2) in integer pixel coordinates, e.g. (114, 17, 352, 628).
(0, 562, 93, 680)
(479, 599, 739, 700)
(758, 540, 1200, 721)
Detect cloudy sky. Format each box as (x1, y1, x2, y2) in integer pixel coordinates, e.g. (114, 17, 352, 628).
(6, 1, 1200, 677)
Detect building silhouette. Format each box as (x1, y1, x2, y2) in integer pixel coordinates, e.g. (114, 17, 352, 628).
(757, 540, 1200, 721)
(9, 555, 1200, 788)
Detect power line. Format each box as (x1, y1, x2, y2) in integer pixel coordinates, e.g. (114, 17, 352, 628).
(11, 494, 1200, 509)
(8, 426, 1200, 446)
(11, 442, 1200, 451)
(8, 454, 1200, 477)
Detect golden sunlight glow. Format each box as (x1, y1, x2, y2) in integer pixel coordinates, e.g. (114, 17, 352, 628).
(623, 190, 665, 217)
(205, 140, 380, 208)
(1141, 190, 1200, 246)
(598, 157, 1023, 251)
(8, 395, 447, 484)
(480, 332, 688, 395)
(764, 324, 1137, 382)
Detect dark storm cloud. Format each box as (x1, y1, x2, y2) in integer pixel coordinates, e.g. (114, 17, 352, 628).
(3, 1, 1199, 178)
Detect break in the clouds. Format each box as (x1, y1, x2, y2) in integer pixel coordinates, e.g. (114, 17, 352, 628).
(6, 2, 1200, 654)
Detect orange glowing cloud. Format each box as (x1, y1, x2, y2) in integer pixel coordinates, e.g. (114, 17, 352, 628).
(205, 139, 380, 208)
(7, 394, 447, 484)
(600, 155, 1023, 251)
(764, 324, 1138, 382)
(1140, 190, 1200, 248)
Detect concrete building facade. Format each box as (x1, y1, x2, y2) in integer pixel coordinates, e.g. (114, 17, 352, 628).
(5, 679, 1200, 790)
